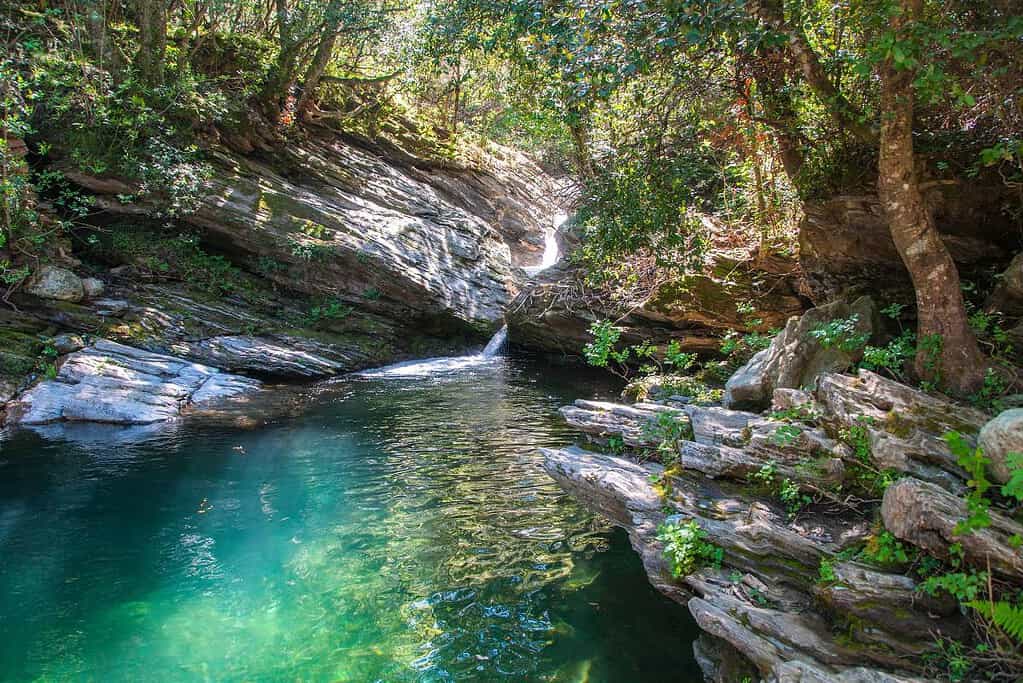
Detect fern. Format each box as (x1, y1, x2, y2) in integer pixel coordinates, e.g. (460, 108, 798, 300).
(965, 601, 1023, 643)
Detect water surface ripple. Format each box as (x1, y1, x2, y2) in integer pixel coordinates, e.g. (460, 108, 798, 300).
(0, 356, 701, 682)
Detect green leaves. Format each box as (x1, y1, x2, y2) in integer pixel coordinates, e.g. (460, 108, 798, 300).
(657, 519, 723, 577)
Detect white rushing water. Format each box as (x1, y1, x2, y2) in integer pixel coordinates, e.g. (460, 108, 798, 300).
(356, 215, 563, 379)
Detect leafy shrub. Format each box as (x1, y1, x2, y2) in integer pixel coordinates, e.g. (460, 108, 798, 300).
(809, 314, 868, 353)
(657, 519, 723, 577)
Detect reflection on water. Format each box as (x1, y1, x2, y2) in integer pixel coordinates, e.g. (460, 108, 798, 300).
(0, 356, 702, 682)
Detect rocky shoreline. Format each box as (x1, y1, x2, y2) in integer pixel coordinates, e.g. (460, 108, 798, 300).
(540, 304, 1023, 682)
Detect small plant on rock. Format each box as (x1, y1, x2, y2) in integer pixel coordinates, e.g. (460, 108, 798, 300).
(809, 314, 869, 353)
(657, 519, 723, 577)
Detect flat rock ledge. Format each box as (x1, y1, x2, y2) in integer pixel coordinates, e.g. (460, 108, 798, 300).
(540, 370, 1011, 682)
(7, 339, 261, 425)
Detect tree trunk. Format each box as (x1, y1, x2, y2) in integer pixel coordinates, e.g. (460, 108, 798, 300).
(568, 115, 595, 182)
(876, 0, 986, 394)
(263, 0, 298, 115)
(296, 33, 339, 119)
(135, 0, 167, 86)
(750, 0, 876, 146)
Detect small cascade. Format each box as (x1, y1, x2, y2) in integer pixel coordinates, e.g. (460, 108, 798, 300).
(357, 219, 557, 378)
(523, 226, 562, 277)
(481, 325, 508, 358)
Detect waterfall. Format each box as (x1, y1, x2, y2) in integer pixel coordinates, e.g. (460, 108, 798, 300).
(356, 220, 559, 378)
(481, 325, 508, 358)
(523, 224, 563, 277)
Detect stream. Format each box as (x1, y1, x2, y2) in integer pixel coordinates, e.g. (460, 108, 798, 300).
(0, 356, 704, 682)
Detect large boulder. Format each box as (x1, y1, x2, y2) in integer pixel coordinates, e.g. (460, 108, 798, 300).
(978, 408, 1023, 484)
(815, 371, 988, 490)
(724, 297, 877, 410)
(7, 339, 260, 425)
(25, 265, 84, 302)
(66, 131, 560, 336)
(882, 478, 1023, 581)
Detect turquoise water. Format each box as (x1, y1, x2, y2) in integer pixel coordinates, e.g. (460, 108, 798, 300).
(0, 356, 702, 682)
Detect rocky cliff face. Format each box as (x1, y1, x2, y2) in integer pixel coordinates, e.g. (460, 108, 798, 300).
(69, 133, 559, 334)
(507, 252, 807, 358)
(799, 186, 1019, 304)
(1, 129, 560, 421)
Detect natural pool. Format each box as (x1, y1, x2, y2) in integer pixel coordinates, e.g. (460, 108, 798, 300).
(0, 355, 702, 682)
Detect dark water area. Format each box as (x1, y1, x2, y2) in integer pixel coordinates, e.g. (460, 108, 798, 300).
(0, 354, 703, 681)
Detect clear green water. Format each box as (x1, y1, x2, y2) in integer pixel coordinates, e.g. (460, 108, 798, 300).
(0, 356, 702, 682)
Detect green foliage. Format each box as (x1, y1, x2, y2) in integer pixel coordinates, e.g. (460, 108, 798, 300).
(583, 320, 624, 372)
(860, 531, 911, 567)
(944, 431, 993, 536)
(750, 461, 777, 487)
(771, 424, 802, 448)
(719, 330, 775, 366)
(808, 314, 868, 353)
(924, 639, 972, 683)
(920, 570, 988, 602)
(769, 403, 819, 425)
(306, 299, 354, 325)
(657, 519, 723, 578)
(1003, 453, 1023, 503)
(93, 227, 250, 297)
(655, 375, 723, 405)
(964, 601, 1023, 644)
(969, 367, 1010, 414)
(584, 320, 700, 382)
(839, 420, 872, 464)
(859, 330, 915, 380)
(778, 478, 811, 517)
(642, 412, 691, 464)
(917, 334, 945, 391)
(817, 558, 837, 585)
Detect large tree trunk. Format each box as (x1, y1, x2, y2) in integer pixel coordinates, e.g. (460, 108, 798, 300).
(296, 31, 339, 119)
(876, 0, 986, 394)
(135, 0, 167, 86)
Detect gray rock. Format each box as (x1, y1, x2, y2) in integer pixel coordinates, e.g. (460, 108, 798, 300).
(169, 335, 346, 379)
(978, 408, 1023, 484)
(769, 661, 927, 683)
(882, 478, 1023, 582)
(817, 370, 988, 491)
(986, 251, 1023, 316)
(724, 297, 877, 410)
(684, 405, 757, 446)
(771, 388, 815, 413)
(8, 339, 261, 425)
(51, 333, 86, 355)
(80, 277, 105, 298)
(25, 265, 84, 302)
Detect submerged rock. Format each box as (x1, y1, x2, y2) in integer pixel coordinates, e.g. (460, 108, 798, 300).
(8, 339, 260, 425)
